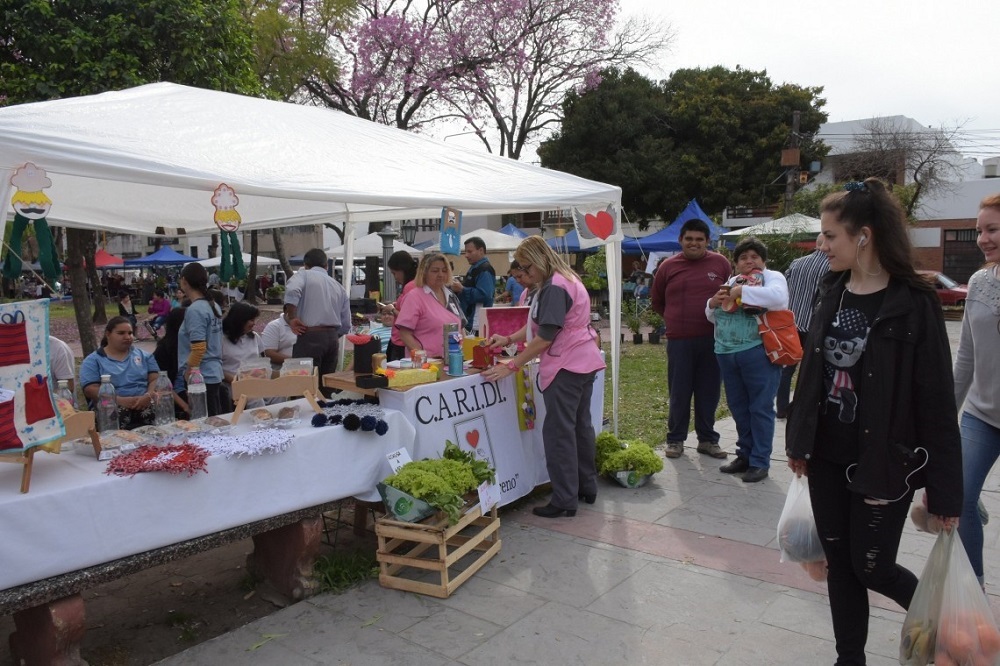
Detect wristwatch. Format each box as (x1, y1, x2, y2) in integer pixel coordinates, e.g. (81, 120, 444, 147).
(506, 360, 518, 372)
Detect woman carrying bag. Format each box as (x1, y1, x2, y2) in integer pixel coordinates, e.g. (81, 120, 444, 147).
(786, 179, 962, 666)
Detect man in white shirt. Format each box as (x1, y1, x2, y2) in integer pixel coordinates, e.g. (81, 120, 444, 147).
(49, 335, 76, 394)
(261, 313, 296, 376)
(283, 249, 351, 395)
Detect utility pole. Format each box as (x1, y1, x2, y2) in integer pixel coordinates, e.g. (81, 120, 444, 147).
(782, 110, 801, 213)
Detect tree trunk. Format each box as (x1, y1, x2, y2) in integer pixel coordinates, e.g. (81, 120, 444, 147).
(65, 228, 99, 357)
(244, 230, 260, 304)
(272, 228, 294, 278)
(209, 233, 219, 259)
(82, 231, 107, 325)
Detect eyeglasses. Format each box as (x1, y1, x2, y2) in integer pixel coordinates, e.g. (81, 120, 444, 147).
(521, 263, 534, 273)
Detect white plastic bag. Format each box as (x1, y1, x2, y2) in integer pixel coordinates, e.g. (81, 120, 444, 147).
(900, 529, 951, 665)
(776, 475, 824, 563)
(900, 529, 1000, 665)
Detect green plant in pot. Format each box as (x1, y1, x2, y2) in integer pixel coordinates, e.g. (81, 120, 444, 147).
(266, 284, 284, 304)
(596, 432, 663, 488)
(644, 311, 664, 344)
(625, 312, 643, 344)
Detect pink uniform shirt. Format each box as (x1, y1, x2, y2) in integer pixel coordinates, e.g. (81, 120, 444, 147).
(395, 285, 463, 358)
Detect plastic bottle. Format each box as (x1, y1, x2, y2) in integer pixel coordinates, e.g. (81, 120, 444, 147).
(56, 379, 76, 410)
(96, 375, 120, 432)
(187, 367, 208, 421)
(447, 327, 463, 376)
(153, 373, 175, 425)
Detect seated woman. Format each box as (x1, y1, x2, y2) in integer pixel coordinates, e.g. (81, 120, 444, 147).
(395, 252, 466, 358)
(146, 289, 171, 337)
(221, 302, 263, 410)
(80, 316, 160, 430)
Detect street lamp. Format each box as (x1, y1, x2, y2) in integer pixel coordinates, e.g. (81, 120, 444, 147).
(400, 219, 417, 246)
(377, 227, 398, 301)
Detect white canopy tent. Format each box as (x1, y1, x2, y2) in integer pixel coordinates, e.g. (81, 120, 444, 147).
(720, 213, 821, 241)
(194, 253, 280, 268)
(326, 232, 423, 258)
(0, 82, 624, 432)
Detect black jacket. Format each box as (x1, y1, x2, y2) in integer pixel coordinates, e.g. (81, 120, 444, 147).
(785, 272, 962, 517)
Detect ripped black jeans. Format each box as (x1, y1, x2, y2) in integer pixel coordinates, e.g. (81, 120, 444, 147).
(807, 457, 917, 666)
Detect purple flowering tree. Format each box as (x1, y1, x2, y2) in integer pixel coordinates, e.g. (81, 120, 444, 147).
(300, 0, 670, 159)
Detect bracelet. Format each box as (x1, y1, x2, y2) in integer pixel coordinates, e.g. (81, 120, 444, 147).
(505, 335, 513, 345)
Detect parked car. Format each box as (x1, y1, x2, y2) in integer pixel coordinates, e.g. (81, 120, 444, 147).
(917, 270, 968, 306)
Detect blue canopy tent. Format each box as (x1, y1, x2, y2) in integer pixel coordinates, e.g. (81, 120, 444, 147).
(545, 229, 599, 254)
(620, 199, 724, 254)
(498, 223, 528, 238)
(123, 246, 198, 266)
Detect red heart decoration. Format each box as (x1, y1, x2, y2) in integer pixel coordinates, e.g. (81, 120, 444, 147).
(465, 430, 480, 448)
(584, 211, 615, 240)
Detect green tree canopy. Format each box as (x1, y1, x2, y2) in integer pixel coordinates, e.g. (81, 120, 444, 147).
(0, 0, 261, 104)
(539, 65, 828, 227)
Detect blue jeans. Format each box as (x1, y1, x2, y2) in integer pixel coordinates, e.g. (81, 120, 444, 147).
(958, 411, 1000, 581)
(717, 344, 780, 469)
(666, 336, 721, 444)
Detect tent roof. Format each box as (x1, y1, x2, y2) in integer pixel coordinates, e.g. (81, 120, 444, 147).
(498, 223, 528, 239)
(621, 200, 722, 253)
(425, 228, 526, 253)
(720, 213, 821, 240)
(124, 246, 198, 265)
(0, 83, 620, 236)
(195, 253, 280, 268)
(325, 232, 423, 258)
(93, 248, 123, 268)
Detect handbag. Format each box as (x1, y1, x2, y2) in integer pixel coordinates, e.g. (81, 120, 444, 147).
(755, 310, 802, 366)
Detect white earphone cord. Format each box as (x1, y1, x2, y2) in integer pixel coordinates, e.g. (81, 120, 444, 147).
(844, 447, 929, 504)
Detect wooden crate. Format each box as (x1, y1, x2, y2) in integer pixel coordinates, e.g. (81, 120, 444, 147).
(375, 504, 501, 598)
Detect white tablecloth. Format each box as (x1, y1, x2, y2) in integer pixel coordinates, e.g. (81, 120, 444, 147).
(378, 364, 604, 507)
(0, 403, 415, 591)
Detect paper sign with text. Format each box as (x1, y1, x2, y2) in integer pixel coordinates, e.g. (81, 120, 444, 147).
(478, 480, 501, 512)
(386, 448, 413, 473)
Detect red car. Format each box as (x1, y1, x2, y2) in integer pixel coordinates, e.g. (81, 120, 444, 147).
(917, 270, 968, 306)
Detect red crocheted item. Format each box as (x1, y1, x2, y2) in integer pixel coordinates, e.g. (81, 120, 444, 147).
(105, 443, 209, 477)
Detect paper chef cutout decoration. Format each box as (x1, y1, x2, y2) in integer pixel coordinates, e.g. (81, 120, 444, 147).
(440, 207, 462, 256)
(3, 164, 61, 283)
(211, 183, 246, 281)
(571, 204, 623, 249)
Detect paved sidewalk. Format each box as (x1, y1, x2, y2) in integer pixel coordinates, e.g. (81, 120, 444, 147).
(156, 410, 1000, 666)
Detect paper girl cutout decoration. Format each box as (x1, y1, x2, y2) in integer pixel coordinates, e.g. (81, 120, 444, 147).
(440, 207, 462, 256)
(211, 183, 246, 280)
(571, 204, 623, 249)
(3, 163, 61, 282)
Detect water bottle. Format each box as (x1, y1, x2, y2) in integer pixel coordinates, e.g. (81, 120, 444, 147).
(446, 326, 463, 376)
(187, 367, 208, 421)
(56, 379, 76, 410)
(153, 373, 175, 426)
(96, 375, 120, 432)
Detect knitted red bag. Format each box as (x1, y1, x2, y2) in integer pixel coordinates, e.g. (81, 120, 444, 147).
(0, 310, 31, 367)
(0, 399, 22, 451)
(24, 375, 56, 425)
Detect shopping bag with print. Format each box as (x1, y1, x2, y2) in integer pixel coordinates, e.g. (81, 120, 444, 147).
(776, 475, 824, 563)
